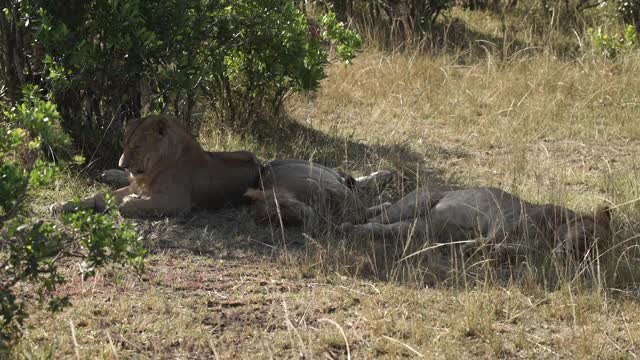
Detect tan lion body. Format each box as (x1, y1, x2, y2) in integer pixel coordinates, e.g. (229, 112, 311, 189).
(52, 115, 261, 217)
(349, 186, 612, 257)
(244, 160, 392, 227)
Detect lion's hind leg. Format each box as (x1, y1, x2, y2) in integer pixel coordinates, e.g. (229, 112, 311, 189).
(365, 202, 393, 219)
(350, 219, 428, 240)
(245, 187, 317, 227)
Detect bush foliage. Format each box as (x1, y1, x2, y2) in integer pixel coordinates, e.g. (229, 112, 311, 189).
(0, 86, 145, 348)
(588, 23, 638, 57)
(0, 0, 362, 164)
(0, 0, 362, 345)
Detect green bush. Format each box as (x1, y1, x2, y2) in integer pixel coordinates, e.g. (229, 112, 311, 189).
(0, 86, 145, 348)
(202, 0, 362, 126)
(0, 0, 361, 165)
(588, 24, 638, 57)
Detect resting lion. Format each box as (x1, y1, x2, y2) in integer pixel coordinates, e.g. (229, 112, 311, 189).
(51, 115, 261, 217)
(244, 160, 393, 227)
(345, 186, 612, 258)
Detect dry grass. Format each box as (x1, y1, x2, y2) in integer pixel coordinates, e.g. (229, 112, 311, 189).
(10, 8, 640, 359)
(12, 253, 640, 359)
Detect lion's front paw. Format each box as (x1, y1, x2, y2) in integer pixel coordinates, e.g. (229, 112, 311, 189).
(119, 198, 141, 218)
(123, 194, 142, 202)
(49, 202, 63, 216)
(49, 201, 76, 216)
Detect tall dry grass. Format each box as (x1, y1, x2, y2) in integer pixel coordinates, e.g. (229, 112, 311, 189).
(195, 6, 640, 291)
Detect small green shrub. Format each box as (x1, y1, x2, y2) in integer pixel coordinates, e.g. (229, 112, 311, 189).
(588, 24, 638, 57)
(203, 0, 362, 126)
(0, 86, 145, 349)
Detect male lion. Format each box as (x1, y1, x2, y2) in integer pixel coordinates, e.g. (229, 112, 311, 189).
(244, 160, 393, 227)
(345, 186, 612, 258)
(51, 115, 261, 217)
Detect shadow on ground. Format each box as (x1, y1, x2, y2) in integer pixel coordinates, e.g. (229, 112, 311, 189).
(89, 116, 635, 289)
(243, 116, 461, 188)
(125, 116, 469, 284)
(354, 9, 580, 62)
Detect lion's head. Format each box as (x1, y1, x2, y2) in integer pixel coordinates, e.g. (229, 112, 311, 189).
(118, 115, 200, 181)
(556, 207, 612, 257)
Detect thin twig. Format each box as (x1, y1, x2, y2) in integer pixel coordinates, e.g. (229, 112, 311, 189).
(382, 335, 424, 358)
(69, 319, 81, 360)
(209, 339, 220, 360)
(282, 298, 306, 358)
(320, 318, 351, 360)
(397, 239, 478, 262)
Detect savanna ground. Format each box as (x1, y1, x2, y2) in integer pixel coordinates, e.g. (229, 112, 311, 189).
(12, 7, 640, 359)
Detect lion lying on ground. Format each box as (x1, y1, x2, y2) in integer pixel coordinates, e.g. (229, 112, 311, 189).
(244, 159, 393, 227)
(344, 186, 612, 258)
(51, 115, 261, 217)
